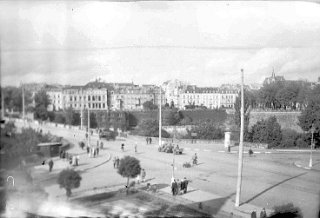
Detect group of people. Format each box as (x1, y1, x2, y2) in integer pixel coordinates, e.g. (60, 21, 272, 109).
(86, 145, 99, 158)
(145, 137, 152, 144)
(171, 177, 189, 196)
(251, 208, 267, 218)
(136, 168, 147, 184)
(113, 156, 120, 168)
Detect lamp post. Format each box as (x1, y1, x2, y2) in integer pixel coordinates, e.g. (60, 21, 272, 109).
(159, 85, 162, 147)
(309, 125, 315, 168)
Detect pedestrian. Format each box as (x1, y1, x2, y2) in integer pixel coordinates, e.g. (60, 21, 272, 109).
(260, 208, 267, 218)
(113, 157, 117, 168)
(136, 174, 141, 184)
(135, 143, 137, 153)
(146, 137, 148, 144)
(251, 210, 257, 218)
(121, 143, 124, 152)
(59, 150, 63, 158)
(172, 180, 178, 196)
(93, 148, 96, 157)
(184, 177, 189, 193)
(181, 178, 185, 193)
(86, 146, 90, 154)
(48, 159, 53, 172)
(76, 155, 79, 166)
(171, 179, 176, 196)
(116, 157, 120, 168)
(176, 179, 181, 195)
(141, 169, 146, 182)
(149, 138, 152, 144)
(69, 156, 73, 165)
(62, 150, 66, 159)
(85, 132, 88, 139)
(72, 156, 77, 166)
(96, 146, 100, 156)
(100, 141, 103, 149)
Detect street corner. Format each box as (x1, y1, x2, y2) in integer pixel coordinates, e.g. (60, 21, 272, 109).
(293, 160, 319, 170)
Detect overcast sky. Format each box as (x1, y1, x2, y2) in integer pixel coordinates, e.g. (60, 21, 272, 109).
(1, 1, 320, 87)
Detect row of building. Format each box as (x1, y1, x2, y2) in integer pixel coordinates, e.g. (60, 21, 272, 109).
(43, 78, 239, 112)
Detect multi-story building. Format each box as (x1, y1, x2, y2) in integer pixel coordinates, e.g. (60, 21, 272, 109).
(162, 79, 188, 107)
(111, 85, 162, 111)
(178, 86, 238, 109)
(46, 85, 63, 111)
(263, 69, 285, 85)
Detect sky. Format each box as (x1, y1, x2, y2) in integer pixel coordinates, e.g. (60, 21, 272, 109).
(1, 1, 320, 87)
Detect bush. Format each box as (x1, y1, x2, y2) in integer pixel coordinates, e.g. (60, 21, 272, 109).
(251, 116, 282, 148)
(280, 129, 299, 148)
(295, 134, 309, 148)
(185, 120, 224, 140)
(269, 203, 302, 218)
(135, 119, 170, 138)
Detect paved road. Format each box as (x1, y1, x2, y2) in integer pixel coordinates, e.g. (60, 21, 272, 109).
(15, 120, 320, 218)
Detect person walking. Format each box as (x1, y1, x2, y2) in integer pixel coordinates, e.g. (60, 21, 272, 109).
(180, 178, 185, 194)
(171, 179, 176, 196)
(134, 143, 138, 153)
(86, 146, 90, 154)
(116, 157, 120, 168)
(251, 210, 257, 218)
(146, 137, 149, 145)
(260, 208, 267, 218)
(48, 159, 54, 172)
(184, 177, 189, 193)
(141, 169, 146, 183)
(113, 157, 117, 168)
(176, 179, 181, 195)
(149, 138, 152, 144)
(121, 143, 124, 152)
(172, 180, 178, 196)
(96, 146, 100, 156)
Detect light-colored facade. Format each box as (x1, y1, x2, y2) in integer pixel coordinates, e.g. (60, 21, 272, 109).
(47, 88, 63, 111)
(178, 86, 238, 109)
(62, 86, 109, 111)
(111, 85, 163, 111)
(46, 80, 239, 111)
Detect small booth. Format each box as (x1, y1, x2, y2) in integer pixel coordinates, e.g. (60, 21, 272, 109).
(36, 142, 63, 157)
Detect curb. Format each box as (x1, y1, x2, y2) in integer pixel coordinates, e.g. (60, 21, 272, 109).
(293, 161, 312, 170)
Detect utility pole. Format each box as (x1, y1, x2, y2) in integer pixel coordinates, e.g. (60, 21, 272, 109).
(22, 82, 25, 121)
(88, 108, 90, 147)
(309, 124, 315, 168)
(159, 85, 162, 147)
(235, 69, 245, 207)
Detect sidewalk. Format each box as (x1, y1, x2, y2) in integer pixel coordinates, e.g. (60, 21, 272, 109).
(157, 186, 273, 218)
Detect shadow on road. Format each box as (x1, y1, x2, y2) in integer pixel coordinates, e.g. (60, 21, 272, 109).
(243, 172, 308, 205)
(188, 192, 235, 216)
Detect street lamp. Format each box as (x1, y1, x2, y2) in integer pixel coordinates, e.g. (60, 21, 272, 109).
(309, 125, 315, 168)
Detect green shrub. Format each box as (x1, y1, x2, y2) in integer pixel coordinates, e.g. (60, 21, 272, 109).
(280, 129, 299, 148)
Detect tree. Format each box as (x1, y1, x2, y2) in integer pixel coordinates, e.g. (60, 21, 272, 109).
(136, 119, 170, 138)
(54, 113, 66, 124)
(117, 156, 141, 194)
(251, 116, 282, 148)
(34, 89, 51, 121)
(143, 100, 158, 110)
(57, 169, 82, 197)
(275, 82, 299, 109)
(64, 107, 80, 126)
(298, 85, 320, 147)
(186, 120, 224, 140)
(163, 109, 181, 126)
(2, 86, 32, 112)
(258, 82, 284, 109)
